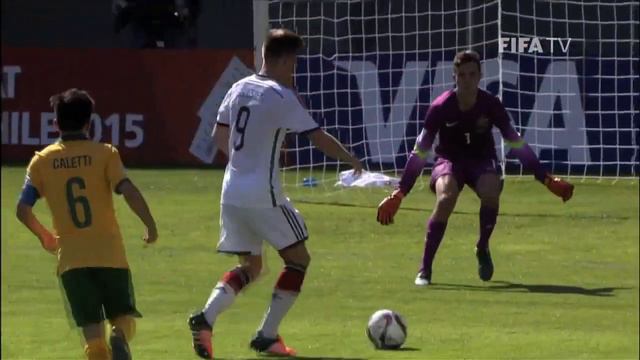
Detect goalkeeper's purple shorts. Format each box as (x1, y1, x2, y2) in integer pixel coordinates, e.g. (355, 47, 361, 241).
(429, 157, 502, 193)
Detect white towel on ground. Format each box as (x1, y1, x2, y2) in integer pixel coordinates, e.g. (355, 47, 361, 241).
(335, 170, 400, 188)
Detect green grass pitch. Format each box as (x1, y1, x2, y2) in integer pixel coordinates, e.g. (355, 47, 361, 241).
(2, 166, 638, 359)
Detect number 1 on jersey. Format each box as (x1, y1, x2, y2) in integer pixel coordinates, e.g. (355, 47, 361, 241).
(233, 106, 251, 151)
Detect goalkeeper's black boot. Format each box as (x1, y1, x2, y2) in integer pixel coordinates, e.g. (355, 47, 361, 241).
(109, 326, 132, 360)
(475, 247, 494, 281)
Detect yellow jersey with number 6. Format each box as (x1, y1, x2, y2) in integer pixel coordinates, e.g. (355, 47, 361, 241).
(26, 138, 129, 274)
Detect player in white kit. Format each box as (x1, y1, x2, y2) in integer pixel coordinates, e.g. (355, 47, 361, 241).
(188, 28, 363, 359)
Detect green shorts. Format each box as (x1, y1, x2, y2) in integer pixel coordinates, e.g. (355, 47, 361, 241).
(59, 267, 142, 327)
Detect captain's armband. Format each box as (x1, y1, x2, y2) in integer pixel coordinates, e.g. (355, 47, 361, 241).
(411, 144, 430, 160)
(505, 138, 526, 150)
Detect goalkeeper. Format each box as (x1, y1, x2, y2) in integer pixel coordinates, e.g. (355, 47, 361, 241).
(377, 50, 574, 286)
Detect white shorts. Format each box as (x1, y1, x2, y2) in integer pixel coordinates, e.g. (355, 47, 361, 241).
(217, 201, 308, 256)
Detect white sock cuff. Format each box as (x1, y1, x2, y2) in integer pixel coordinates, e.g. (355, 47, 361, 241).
(202, 281, 237, 326)
(215, 281, 236, 295)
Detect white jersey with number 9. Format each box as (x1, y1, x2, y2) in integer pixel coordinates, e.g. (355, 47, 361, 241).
(216, 74, 319, 208)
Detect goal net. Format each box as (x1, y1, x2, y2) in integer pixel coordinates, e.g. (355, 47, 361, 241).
(260, 0, 639, 189)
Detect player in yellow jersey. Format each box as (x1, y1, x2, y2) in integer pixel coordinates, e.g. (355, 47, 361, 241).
(16, 88, 158, 360)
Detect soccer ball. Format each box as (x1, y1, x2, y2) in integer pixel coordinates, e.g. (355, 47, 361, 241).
(366, 309, 407, 349)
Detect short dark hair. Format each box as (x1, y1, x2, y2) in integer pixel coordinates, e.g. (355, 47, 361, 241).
(263, 28, 304, 61)
(453, 50, 481, 72)
(49, 88, 95, 132)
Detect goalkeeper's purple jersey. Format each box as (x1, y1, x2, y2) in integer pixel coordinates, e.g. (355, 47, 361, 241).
(425, 89, 519, 161)
(397, 88, 546, 195)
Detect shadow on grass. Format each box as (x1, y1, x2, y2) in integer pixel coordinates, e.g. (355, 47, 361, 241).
(240, 357, 368, 360)
(380, 346, 421, 352)
(430, 281, 632, 297)
(295, 199, 631, 220)
(237, 346, 420, 360)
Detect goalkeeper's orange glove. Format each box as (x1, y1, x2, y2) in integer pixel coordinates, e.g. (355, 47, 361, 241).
(544, 174, 574, 202)
(377, 189, 404, 225)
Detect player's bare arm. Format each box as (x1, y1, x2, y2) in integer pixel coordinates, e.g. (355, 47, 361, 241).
(15, 203, 57, 254)
(212, 122, 230, 157)
(118, 179, 158, 244)
(306, 128, 363, 175)
(16, 171, 57, 254)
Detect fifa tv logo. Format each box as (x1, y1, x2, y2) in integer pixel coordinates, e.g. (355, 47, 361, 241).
(499, 37, 572, 54)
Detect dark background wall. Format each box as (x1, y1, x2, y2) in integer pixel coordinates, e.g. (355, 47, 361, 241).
(1, 0, 254, 49)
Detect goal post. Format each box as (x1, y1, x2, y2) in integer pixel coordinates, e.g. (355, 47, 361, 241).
(257, 0, 639, 189)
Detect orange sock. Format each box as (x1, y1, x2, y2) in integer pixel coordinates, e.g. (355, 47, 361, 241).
(84, 338, 110, 360)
